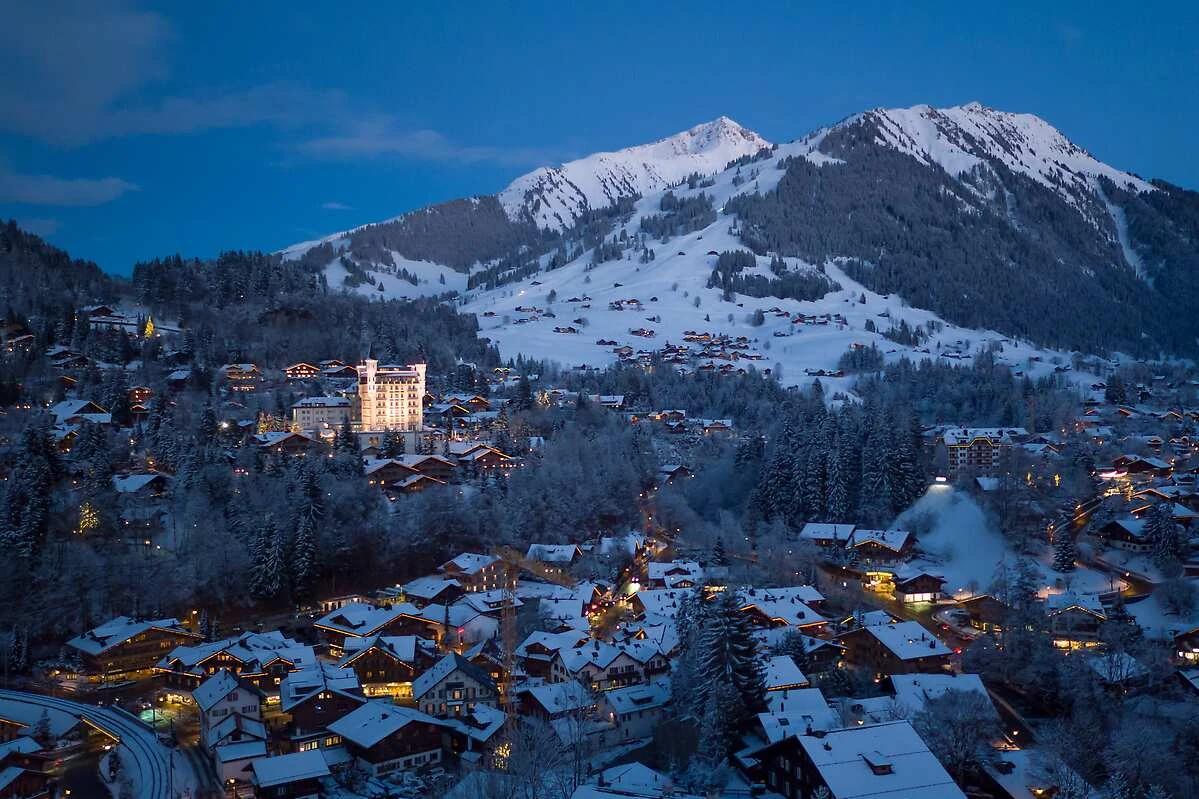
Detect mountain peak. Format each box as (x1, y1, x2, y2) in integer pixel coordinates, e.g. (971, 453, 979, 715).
(499, 118, 770, 230)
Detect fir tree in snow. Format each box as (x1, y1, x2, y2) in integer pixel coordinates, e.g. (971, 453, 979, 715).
(379, 430, 406, 458)
(290, 513, 318, 601)
(1052, 528, 1077, 572)
(712, 537, 728, 567)
(250, 519, 283, 600)
(335, 418, 358, 454)
(1145, 503, 1181, 567)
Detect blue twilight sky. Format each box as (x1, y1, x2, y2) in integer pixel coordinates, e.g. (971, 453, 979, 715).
(1, 1, 1196, 274)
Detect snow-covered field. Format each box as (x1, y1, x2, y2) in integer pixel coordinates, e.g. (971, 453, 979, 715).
(896, 487, 1116, 599)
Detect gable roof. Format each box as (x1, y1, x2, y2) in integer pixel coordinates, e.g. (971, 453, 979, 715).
(280, 662, 363, 712)
(251, 750, 330, 788)
(327, 700, 445, 748)
(194, 670, 253, 713)
(847, 621, 951, 661)
(67, 615, 193, 656)
(412, 653, 496, 699)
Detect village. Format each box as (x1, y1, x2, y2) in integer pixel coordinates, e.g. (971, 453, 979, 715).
(2, 302, 1199, 799)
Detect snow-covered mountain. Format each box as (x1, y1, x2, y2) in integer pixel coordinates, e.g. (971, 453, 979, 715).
(286, 102, 1199, 368)
(498, 116, 770, 230)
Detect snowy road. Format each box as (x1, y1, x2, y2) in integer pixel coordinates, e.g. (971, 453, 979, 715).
(0, 689, 202, 799)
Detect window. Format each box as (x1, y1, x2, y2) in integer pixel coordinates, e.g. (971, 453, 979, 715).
(299, 740, 319, 751)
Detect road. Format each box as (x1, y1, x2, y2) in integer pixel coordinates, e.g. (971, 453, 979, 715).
(0, 689, 207, 799)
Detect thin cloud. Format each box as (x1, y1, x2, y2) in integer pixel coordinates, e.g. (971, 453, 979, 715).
(321, 201, 353, 211)
(298, 121, 562, 168)
(0, 167, 138, 206)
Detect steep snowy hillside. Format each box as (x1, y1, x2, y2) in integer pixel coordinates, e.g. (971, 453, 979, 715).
(861, 102, 1152, 211)
(498, 117, 770, 230)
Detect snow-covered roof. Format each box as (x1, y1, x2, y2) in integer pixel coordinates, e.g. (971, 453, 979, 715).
(251, 749, 330, 787)
(521, 680, 595, 716)
(67, 615, 190, 655)
(602, 678, 671, 716)
(848, 529, 911, 552)
(764, 655, 810, 690)
(327, 700, 444, 748)
(314, 602, 419, 637)
(632, 588, 690, 620)
(340, 634, 430, 667)
(799, 523, 855, 542)
(412, 653, 496, 699)
(439, 553, 499, 575)
(292, 396, 349, 407)
(855, 621, 951, 661)
(757, 687, 837, 741)
(794, 719, 967, 799)
(158, 630, 311, 675)
(941, 427, 1026, 445)
(402, 575, 462, 600)
(280, 662, 363, 712)
(440, 704, 506, 745)
(526, 543, 580, 563)
(516, 630, 591, 661)
(646, 560, 703, 586)
(193, 670, 246, 712)
(889, 673, 993, 717)
(1045, 592, 1106, 618)
(112, 472, 167, 494)
(215, 740, 267, 763)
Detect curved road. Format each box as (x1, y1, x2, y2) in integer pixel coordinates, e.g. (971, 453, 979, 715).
(0, 689, 199, 799)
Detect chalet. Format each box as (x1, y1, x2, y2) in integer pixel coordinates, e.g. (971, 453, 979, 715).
(391, 473, 446, 494)
(194, 670, 264, 750)
(549, 640, 667, 691)
(438, 553, 503, 593)
(757, 720, 967, 799)
(250, 749, 330, 799)
(525, 543, 581, 566)
(157, 631, 315, 692)
(0, 738, 53, 799)
(763, 655, 811, 691)
(1046, 592, 1106, 649)
(701, 418, 733, 437)
(279, 663, 366, 752)
(518, 680, 595, 722)
(956, 594, 1008, 635)
(113, 472, 171, 530)
(892, 571, 946, 604)
(398, 454, 458, 483)
(739, 589, 827, 634)
(220, 363, 262, 392)
(66, 615, 201, 683)
(645, 560, 704, 589)
(440, 705, 507, 761)
(515, 631, 592, 679)
(598, 679, 671, 742)
(799, 523, 855, 548)
(337, 635, 436, 700)
(50, 399, 110, 426)
(214, 739, 268, 791)
(283, 362, 321, 381)
(846, 529, 913, 562)
(1097, 517, 1152, 553)
(657, 463, 693, 484)
(837, 621, 952, 675)
(322, 364, 358, 380)
(399, 576, 463, 608)
(1111, 454, 1172, 479)
(313, 602, 434, 655)
(412, 653, 499, 718)
(255, 431, 325, 457)
(451, 443, 514, 471)
(444, 394, 491, 412)
(328, 700, 445, 777)
(363, 458, 420, 489)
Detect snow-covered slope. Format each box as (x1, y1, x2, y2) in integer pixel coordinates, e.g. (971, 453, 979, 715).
(859, 102, 1153, 211)
(498, 117, 770, 230)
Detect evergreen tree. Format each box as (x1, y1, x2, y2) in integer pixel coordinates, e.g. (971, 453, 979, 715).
(1145, 503, 1181, 567)
(250, 519, 283, 600)
(290, 513, 318, 601)
(1052, 528, 1077, 573)
(712, 537, 728, 567)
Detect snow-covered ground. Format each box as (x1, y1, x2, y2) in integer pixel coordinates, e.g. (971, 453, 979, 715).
(896, 487, 1116, 599)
